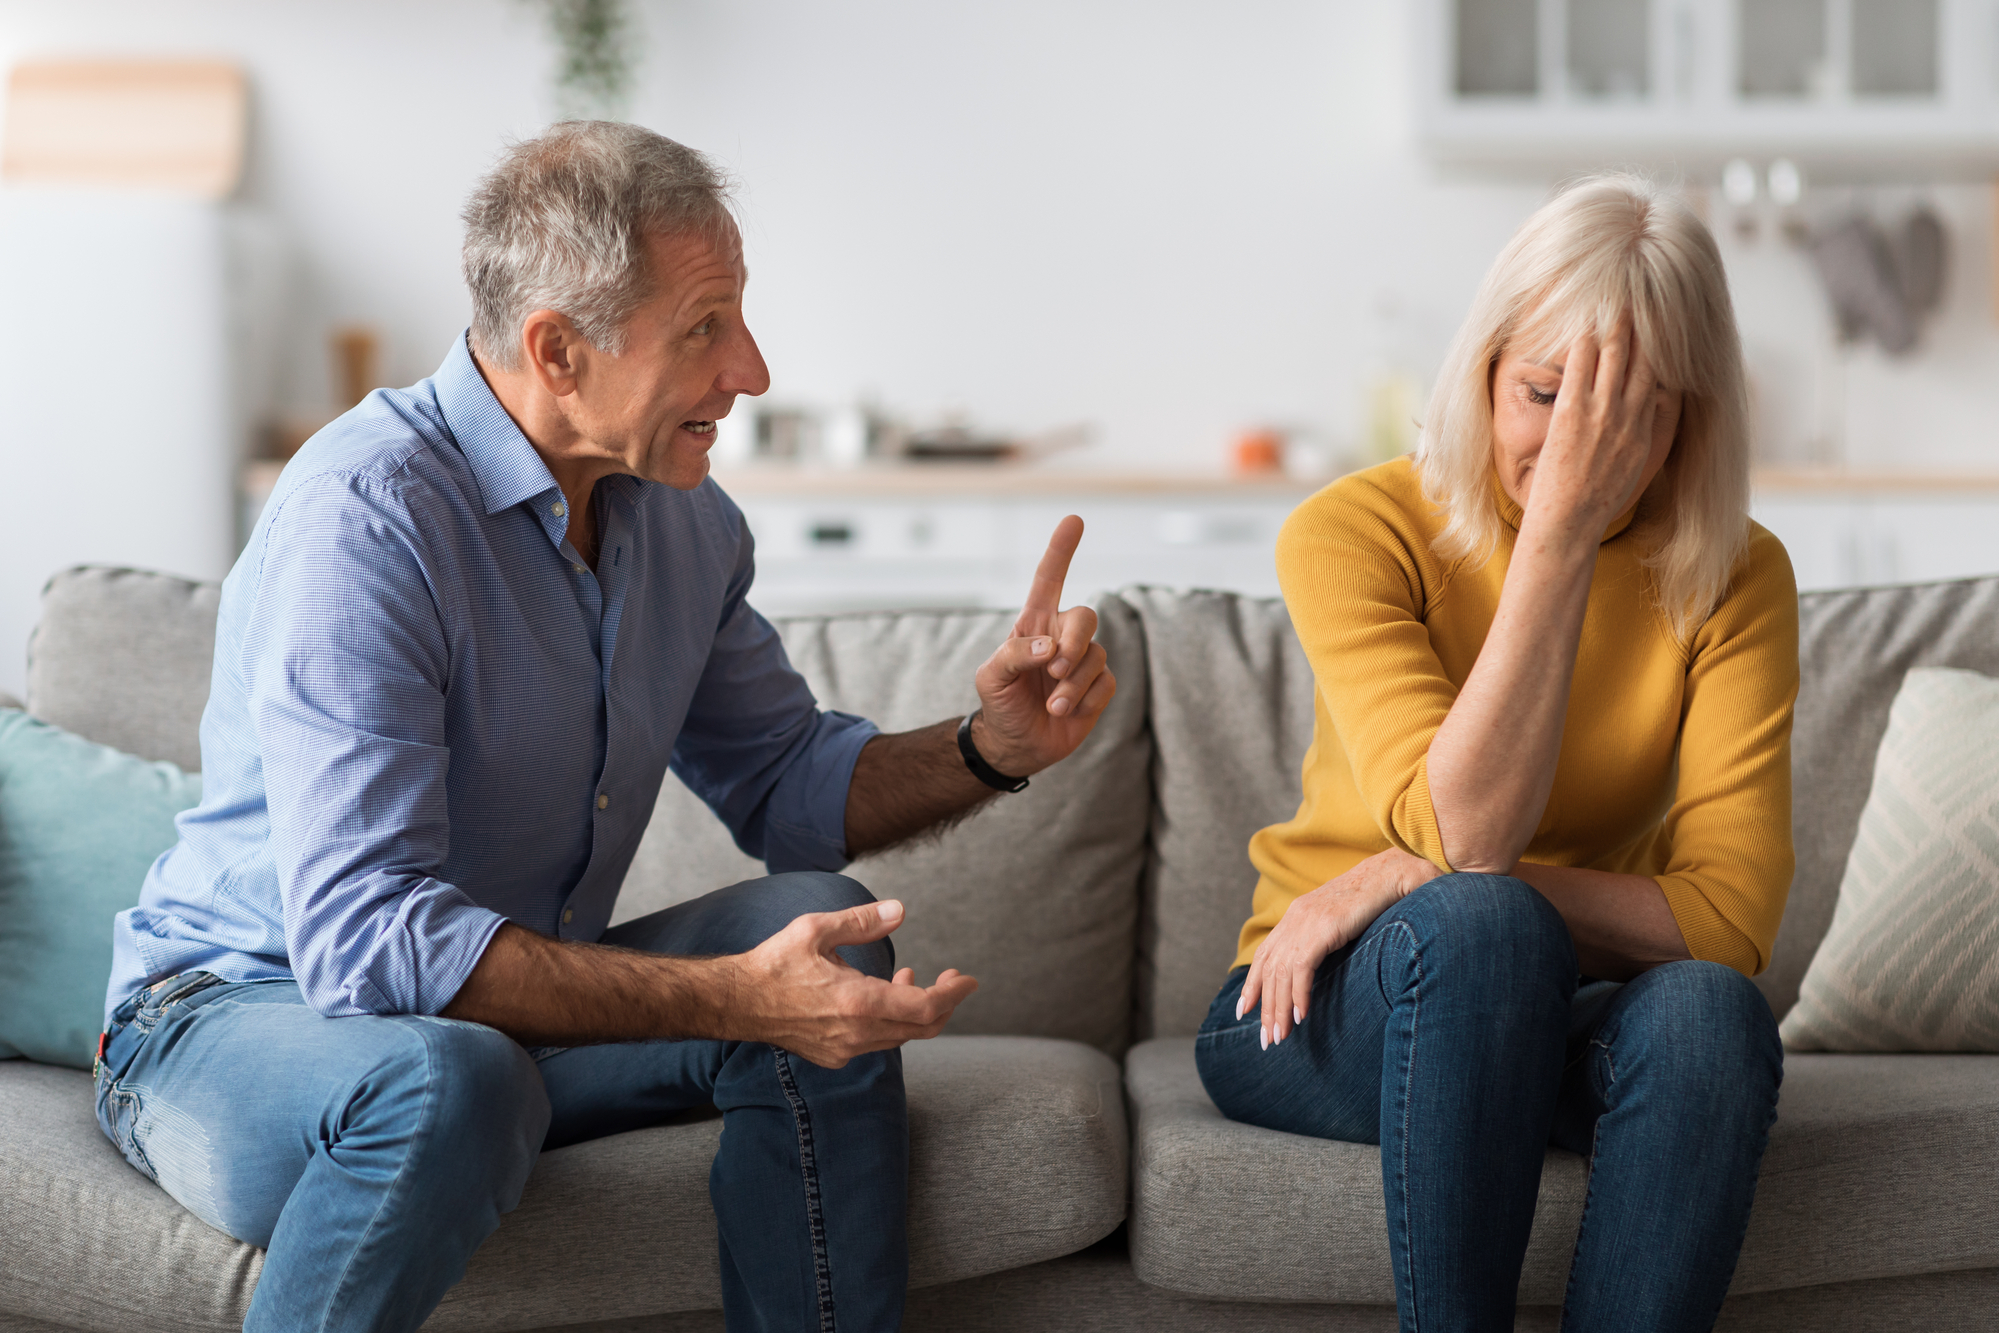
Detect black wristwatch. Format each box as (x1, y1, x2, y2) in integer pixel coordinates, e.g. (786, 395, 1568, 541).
(957, 711, 1030, 793)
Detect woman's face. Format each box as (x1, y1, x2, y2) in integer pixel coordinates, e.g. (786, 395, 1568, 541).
(1488, 342, 1684, 513)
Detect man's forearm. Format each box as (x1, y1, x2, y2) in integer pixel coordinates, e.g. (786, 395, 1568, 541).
(441, 922, 731, 1047)
(844, 719, 1001, 856)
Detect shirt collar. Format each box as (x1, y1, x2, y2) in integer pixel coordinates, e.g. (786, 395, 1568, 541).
(1491, 470, 1642, 544)
(433, 331, 564, 517)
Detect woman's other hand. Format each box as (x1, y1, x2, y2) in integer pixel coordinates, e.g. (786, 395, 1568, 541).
(1240, 848, 1441, 1049)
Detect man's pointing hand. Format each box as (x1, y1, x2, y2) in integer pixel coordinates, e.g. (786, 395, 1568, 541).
(968, 515, 1117, 777)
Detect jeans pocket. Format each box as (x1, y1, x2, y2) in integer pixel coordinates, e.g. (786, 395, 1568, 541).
(95, 1075, 157, 1183)
(145, 971, 224, 1016)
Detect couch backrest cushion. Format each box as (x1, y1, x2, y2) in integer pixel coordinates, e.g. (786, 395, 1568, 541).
(28, 565, 1153, 1054)
(616, 598, 1153, 1056)
(0, 709, 202, 1066)
(26, 566, 218, 771)
(1128, 574, 1999, 1032)
(1119, 587, 1316, 1042)
(1764, 573, 1999, 1018)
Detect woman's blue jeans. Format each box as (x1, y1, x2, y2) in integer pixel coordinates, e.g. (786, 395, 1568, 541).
(94, 872, 907, 1333)
(1195, 873, 1782, 1333)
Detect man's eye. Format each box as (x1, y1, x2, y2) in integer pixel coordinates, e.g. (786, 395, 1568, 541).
(1525, 385, 1557, 406)
(691, 319, 715, 337)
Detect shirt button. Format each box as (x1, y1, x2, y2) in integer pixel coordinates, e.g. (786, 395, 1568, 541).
(596, 793, 610, 810)
(573, 562, 585, 574)
(562, 909, 574, 925)
(551, 501, 567, 517)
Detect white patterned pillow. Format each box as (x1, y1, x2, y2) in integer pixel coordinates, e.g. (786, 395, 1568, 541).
(1781, 667, 1999, 1052)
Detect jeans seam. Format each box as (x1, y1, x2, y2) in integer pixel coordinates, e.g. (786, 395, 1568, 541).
(1694, 1056, 1782, 1333)
(1559, 1040, 1617, 1327)
(1388, 920, 1422, 1333)
(773, 1048, 836, 1333)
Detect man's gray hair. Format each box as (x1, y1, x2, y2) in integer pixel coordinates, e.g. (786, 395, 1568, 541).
(462, 121, 734, 370)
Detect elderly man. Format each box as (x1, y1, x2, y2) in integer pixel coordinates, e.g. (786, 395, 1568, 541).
(94, 122, 1115, 1332)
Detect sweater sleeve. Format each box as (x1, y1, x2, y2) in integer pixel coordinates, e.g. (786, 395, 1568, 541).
(1652, 525, 1799, 976)
(1274, 481, 1460, 871)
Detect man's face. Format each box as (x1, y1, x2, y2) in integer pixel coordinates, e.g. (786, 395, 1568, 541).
(569, 224, 769, 490)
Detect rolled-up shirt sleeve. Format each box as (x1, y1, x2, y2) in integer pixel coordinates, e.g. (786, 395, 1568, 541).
(669, 517, 877, 872)
(244, 473, 506, 1017)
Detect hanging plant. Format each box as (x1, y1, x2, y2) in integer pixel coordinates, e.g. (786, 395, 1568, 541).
(536, 0, 637, 121)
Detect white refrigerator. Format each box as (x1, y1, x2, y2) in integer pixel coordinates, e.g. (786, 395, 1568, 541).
(0, 188, 283, 700)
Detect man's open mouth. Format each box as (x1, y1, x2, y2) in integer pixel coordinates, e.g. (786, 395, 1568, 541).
(682, 420, 717, 437)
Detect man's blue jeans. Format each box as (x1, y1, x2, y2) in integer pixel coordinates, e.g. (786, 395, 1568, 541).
(94, 872, 906, 1333)
(1195, 874, 1782, 1333)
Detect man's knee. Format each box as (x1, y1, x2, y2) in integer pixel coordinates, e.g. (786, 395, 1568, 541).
(735, 872, 894, 979)
(784, 872, 895, 980)
(375, 1019, 550, 1179)
(1389, 872, 1576, 985)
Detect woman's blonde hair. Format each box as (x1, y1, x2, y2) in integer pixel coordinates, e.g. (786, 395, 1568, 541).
(1414, 173, 1751, 640)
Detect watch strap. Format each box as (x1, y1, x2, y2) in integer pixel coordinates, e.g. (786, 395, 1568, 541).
(957, 711, 1029, 793)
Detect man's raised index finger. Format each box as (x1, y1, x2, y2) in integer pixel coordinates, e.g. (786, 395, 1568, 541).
(1018, 515, 1084, 635)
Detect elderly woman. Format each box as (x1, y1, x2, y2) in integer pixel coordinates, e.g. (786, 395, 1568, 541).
(1196, 174, 1795, 1333)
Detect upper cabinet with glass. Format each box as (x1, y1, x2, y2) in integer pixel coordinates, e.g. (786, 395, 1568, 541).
(1418, 0, 1999, 177)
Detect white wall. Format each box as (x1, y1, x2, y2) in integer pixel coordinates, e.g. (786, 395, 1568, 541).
(0, 0, 1994, 687)
(0, 0, 1550, 465)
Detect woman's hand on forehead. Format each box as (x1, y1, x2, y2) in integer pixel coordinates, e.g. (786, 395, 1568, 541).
(1523, 320, 1666, 535)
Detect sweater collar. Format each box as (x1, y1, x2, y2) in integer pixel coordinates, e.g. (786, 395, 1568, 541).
(1492, 470, 1642, 544)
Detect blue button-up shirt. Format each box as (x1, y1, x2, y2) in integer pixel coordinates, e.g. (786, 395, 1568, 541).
(107, 334, 875, 1022)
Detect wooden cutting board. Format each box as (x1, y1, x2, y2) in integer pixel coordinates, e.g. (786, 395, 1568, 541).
(2, 60, 247, 197)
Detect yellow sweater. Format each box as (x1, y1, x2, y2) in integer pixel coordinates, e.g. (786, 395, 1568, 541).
(1238, 456, 1798, 977)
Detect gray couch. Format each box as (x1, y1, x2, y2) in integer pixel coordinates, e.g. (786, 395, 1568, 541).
(3, 564, 1996, 1332)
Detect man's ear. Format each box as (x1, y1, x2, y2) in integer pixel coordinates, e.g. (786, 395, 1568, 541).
(519, 310, 583, 398)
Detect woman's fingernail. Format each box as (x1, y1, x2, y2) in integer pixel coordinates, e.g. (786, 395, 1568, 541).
(1260, 1025, 1270, 1051)
(1032, 637, 1051, 656)
(1293, 1005, 1304, 1027)
(1049, 697, 1072, 716)
(1235, 995, 1246, 1020)
(1049, 657, 1071, 678)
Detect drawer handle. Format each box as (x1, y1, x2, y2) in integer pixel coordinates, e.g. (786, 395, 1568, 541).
(809, 522, 854, 546)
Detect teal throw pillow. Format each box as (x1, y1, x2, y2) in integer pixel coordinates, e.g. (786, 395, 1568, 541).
(0, 709, 200, 1068)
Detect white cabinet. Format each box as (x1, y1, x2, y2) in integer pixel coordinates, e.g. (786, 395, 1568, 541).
(729, 497, 1007, 612)
(1752, 485, 1999, 588)
(735, 474, 1999, 615)
(237, 468, 1999, 613)
(727, 476, 1313, 616)
(1418, 0, 1999, 176)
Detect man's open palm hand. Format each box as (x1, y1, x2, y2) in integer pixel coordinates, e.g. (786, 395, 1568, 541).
(732, 899, 978, 1068)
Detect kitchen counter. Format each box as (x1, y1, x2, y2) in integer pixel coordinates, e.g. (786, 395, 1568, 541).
(237, 461, 1999, 605)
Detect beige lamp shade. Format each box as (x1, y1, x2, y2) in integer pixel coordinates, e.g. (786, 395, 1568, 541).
(2, 60, 247, 198)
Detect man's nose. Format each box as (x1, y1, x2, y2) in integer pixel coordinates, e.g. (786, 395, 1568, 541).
(720, 325, 771, 398)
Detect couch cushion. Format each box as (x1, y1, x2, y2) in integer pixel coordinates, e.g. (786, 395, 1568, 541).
(1114, 588, 1314, 1042)
(1768, 574, 1999, 1019)
(619, 601, 1152, 1056)
(1120, 575, 1999, 1032)
(0, 1034, 1126, 1331)
(24, 566, 1154, 1055)
(1780, 667, 1999, 1052)
(1125, 1037, 1999, 1304)
(25, 567, 219, 772)
(0, 711, 202, 1066)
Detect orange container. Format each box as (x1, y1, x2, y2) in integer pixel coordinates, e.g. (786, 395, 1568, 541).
(1231, 429, 1285, 476)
